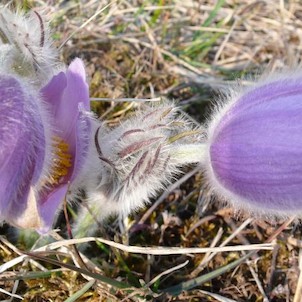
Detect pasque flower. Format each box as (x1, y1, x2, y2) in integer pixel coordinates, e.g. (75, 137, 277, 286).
(0, 7, 90, 232)
(0, 58, 90, 232)
(205, 72, 302, 217)
(73, 102, 202, 236)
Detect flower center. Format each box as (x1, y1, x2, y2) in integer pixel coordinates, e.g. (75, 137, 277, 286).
(50, 137, 72, 185)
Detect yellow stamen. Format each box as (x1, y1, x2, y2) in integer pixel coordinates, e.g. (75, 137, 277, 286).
(50, 137, 72, 185)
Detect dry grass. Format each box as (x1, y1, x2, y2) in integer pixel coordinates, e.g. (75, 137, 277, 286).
(1, 0, 302, 301)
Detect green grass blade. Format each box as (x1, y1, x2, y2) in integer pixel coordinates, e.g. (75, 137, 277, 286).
(64, 280, 95, 302)
(163, 252, 252, 296)
(24, 251, 131, 289)
(202, 0, 226, 27)
(0, 269, 62, 281)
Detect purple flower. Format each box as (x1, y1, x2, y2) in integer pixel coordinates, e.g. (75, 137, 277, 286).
(0, 58, 90, 232)
(206, 73, 302, 216)
(38, 58, 90, 232)
(0, 76, 45, 228)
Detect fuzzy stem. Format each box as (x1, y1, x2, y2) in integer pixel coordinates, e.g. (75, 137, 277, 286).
(169, 143, 207, 165)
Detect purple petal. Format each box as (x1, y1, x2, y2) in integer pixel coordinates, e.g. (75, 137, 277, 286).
(41, 58, 89, 180)
(41, 58, 89, 139)
(37, 59, 90, 230)
(0, 76, 45, 222)
(209, 76, 302, 213)
(38, 185, 69, 233)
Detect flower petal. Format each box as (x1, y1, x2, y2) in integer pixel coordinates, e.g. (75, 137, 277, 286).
(36, 59, 90, 231)
(208, 75, 302, 214)
(40, 58, 90, 180)
(0, 76, 45, 223)
(38, 185, 69, 233)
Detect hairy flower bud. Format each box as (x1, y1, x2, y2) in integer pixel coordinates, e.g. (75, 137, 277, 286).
(73, 102, 202, 236)
(205, 72, 302, 217)
(0, 6, 60, 85)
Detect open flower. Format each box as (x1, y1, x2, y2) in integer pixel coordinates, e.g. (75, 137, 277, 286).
(205, 72, 302, 217)
(0, 58, 90, 232)
(0, 7, 91, 232)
